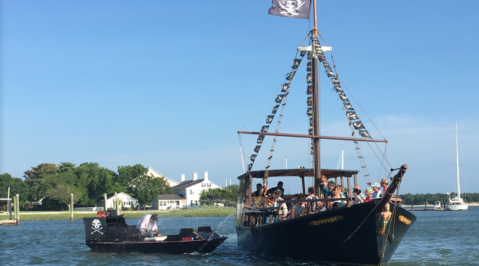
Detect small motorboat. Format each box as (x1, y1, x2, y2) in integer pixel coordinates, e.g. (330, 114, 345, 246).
(83, 211, 227, 254)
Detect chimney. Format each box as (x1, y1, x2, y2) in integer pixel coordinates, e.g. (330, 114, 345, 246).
(204, 171, 208, 181)
(193, 172, 197, 181)
(181, 174, 185, 182)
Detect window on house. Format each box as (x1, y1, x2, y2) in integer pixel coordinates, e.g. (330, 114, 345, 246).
(170, 201, 175, 204)
(176, 201, 180, 205)
(190, 189, 193, 195)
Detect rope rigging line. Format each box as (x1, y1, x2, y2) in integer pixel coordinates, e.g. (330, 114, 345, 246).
(313, 34, 375, 184)
(238, 31, 311, 132)
(366, 141, 393, 178)
(239, 36, 309, 185)
(343, 170, 395, 244)
(337, 79, 388, 142)
(379, 177, 402, 264)
(316, 33, 395, 182)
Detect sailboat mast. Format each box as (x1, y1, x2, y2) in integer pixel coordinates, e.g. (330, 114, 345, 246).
(455, 122, 461, 198)
(312, 0, 322, 194)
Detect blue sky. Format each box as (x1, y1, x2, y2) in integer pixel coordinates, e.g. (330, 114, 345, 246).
(1, 0, 478, 194)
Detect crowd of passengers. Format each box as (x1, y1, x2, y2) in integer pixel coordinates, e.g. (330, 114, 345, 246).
(251, 176, 390, 221)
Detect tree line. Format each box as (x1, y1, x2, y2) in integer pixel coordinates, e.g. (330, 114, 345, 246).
(200, 185, 240, 207)
(0, 162, 173, 210)
(399, 193, 479, 205)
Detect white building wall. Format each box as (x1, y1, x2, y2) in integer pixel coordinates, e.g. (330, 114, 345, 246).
(97, 193, 138, 210)
(153, 199, 187, 210)
(183, 181, 221, 208)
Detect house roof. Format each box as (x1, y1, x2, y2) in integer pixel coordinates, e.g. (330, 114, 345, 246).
(157, 194, 186, 200)
(146, 167, 179, 185)
(172, 179, 205, 190)
(97, 192, 135, 201)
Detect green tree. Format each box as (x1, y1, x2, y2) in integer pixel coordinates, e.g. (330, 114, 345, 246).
(24, 163, 58, 200)
(75, 162, 123, 205)
(117, 164, 145, 187)
(0, 173, 31, 208)
(225, 184, 240, 196)
(10, 177, 30, 204)
(200, 188, 236, 205)
(45, 184, 82, 211)
(128, 175, 174, 207)
(58, 162, 76, 173)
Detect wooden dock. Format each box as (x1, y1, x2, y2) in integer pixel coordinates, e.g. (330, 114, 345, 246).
(0, 220, 17, 225)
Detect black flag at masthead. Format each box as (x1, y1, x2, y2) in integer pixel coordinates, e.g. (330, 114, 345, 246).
(268, 0, 311, 19)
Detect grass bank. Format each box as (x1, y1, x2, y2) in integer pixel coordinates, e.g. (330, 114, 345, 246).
(0, 207, 236, 221)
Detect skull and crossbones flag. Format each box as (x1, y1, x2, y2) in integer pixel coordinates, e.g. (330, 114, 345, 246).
(268, 0, 311, 19)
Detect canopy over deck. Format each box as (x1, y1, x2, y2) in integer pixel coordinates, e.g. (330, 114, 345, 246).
(236, 168, 359, 180)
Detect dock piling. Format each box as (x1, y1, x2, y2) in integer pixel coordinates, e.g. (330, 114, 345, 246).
(15, 194, 20, 224)
(104, 193, 107, 211)
(70, 193, 74, 223)
(8, 188, 12, 220)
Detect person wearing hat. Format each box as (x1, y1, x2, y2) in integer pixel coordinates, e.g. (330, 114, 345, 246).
(372, 183, 382, 198)
(137, 214, 161, 237)
(380, 178, 389, 195)
(364, 188, 373, 203)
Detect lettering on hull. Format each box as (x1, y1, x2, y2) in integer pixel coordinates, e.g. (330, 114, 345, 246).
(308, 216, 344, 226)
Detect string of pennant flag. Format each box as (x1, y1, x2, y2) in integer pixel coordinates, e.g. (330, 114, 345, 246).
(247, 52, 306, 175)
(310, 35, 372, 182)
(310, 35, 372, 139)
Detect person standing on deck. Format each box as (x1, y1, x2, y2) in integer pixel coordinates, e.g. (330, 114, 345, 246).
(380, 178, 389, 195)
(372, 183, 382, 198)
(352, 185, 365, 204)
(267, 181, 284, 197)
(319, 176, 329, 198)
(306, 187, 318, 214)
(252, 183, 264, 197)
(137, 214, 160, 237)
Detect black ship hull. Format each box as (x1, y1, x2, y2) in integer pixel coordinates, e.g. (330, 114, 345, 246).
(83, 213, 227, 254)
(236, 202, 416, 266)
(86, 237, 227, 254)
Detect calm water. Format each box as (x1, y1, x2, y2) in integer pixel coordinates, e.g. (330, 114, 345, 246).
(1, 207, 478, 265)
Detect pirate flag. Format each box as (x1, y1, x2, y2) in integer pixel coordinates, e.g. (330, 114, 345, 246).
(268, 0, 311, 19)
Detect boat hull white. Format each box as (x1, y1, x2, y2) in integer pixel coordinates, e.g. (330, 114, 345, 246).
(445, 204, 468, 211)
(445, 197, 468, 211)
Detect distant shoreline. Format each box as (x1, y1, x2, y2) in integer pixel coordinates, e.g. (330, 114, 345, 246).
(0, 207, 236, 221)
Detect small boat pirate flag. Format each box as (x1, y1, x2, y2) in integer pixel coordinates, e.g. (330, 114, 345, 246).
(268, 0, 311, 19)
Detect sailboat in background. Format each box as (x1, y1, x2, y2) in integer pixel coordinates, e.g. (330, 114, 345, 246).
(446, 122, 468, 211)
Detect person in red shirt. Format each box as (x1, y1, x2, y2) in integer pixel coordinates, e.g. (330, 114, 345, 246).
(364, 188, 373, 203)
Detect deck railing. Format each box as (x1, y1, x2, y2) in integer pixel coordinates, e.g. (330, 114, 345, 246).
(242, 197, 357, 227)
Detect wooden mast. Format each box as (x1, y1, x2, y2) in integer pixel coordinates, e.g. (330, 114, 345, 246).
(312, 0, 321, 195)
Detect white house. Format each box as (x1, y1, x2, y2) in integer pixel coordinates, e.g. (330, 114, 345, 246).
(96, 192, 138, 210)
(171, 171, 221, 208)
(145, 167, 179, 187)
(151, 194, 187, 210)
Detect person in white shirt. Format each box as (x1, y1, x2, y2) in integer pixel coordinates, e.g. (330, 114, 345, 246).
(372, 183, 382, 199)
(136, 214, 160, 237)
(353, 185, 366, 204)
(274, 190, 288, 220)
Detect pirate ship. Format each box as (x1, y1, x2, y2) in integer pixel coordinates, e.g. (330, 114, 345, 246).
(83, 211, 227, 254)
(234, 1, 416, 265)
